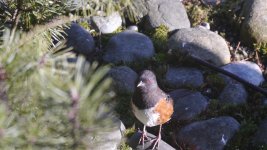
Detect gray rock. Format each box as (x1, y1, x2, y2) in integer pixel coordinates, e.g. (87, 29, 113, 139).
(126, 25, 138, 32)
(241, 0, 267, 45)
(145, 0, 190, 31)
(177, 116, 240, 150)
(128, 132, 175, 150)
(253, 118, 267, 145)
(220, 61, 264, 86)
(91, 12, 122, 34)
(65, 23, 95, 57)
(129, 0, 148, 21)
(218, 82, 248, 105)
(103, 31, 155, 64)
(198, 22, 210, 30)
(89, 118, 125, 150)
(168, 27, 231, 66)
(169, 89, 208, 121)
(108, 66, 138, 94)
(164, 67, 204, 89)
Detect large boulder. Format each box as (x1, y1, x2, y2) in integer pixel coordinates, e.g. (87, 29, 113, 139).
(177, 116, 240, 150)
(168, 27, 231, 66)
(103, 31, 155, 64)
(240, 0, 267, 45)
(144, 0, 190, 31)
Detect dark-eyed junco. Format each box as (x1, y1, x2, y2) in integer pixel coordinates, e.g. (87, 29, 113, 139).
(131, 70, 174, 149)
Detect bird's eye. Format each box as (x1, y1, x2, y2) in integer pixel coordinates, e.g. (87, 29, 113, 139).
(142, 78, 150, 83)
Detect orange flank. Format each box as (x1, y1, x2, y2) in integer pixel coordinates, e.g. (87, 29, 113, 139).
(154, 98, 174, 125)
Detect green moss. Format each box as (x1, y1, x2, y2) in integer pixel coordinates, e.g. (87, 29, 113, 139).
(208, 0, 243, 37)
(184, 1, 211, 26)
(254, 42, 267, 55)
(119, 142, 132, 150)
(225, 119, 258, 150)
(78, 21, 91, 30)
(205, 73, 226, 93)
(150, 25, 169, 52)
(124, 127, 136, 138)
(153, 52, 168, 63)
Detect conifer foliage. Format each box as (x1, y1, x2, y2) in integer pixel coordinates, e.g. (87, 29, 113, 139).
(0, 0, 133, 149)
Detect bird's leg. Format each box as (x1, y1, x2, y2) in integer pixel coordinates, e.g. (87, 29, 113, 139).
(151, 124, 162, 150)
(138, 125, 149, 148)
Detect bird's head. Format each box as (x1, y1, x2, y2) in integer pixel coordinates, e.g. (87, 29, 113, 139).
(137, 70, 158, 92)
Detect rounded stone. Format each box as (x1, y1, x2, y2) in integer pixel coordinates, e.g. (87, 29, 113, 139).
(144, 0, 190, 31)
(168, 27, 231, 66)
(108, 66, 138, 94)
(164, 67, 204, 89)
(240, 0, 267, 45)
(169, 89, 208, 121)
(218, 82, 248, 105)
(91, 12, 122, 34)
(176, 116, 240, 150)
(220, 60, 264, 86)
(89, 118, 125, 150)
(65, 23, 95, 57)
(103, 31, 155, 64)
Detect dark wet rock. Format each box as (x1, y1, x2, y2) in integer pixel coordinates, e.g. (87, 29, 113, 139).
(218, 82, 248, 105)
(65, 23, 95, 57)
(169, 89, 208, 121)
(202, 0, 227, 6)
(108, 66, 138, 94)
(144, 0, 190, 31)
(177, 116, 240, 150)
(164, 67, 204, 89)
(103, 31, 155, 64)
(128, 132, 175, 150)
(168, 27, 230, 66)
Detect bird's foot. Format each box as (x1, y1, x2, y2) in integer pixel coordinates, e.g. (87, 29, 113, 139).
(138, 129, 149, 148)
(150, 135, 161, 150)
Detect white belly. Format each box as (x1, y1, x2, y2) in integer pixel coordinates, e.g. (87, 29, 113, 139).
(132, 102, 160, 127)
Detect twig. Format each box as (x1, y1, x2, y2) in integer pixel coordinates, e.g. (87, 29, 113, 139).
(9, 0, 22, 42)
(69, 87, 80, 149)
(255, 49, 263, 69)
(184, 53, 267, 96)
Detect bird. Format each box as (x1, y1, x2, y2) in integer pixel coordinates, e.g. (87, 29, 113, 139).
(131, 70, 174, 149)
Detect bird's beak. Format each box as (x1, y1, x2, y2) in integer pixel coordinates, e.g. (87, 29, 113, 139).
(137, 81, 145, 87)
